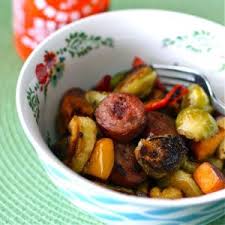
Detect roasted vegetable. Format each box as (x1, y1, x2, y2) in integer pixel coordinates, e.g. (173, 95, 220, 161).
(69, 116, 97, 173)
(149, 186, 183, 199)
(217, 117, 225, 129)
(134, 136, 188, 179)
(110, 71, 127, 89)
(114, 65, 157, 98)
(83, 138, 114, 180)
(56, 88, 94, 136)
(193, 162, 225, 194)
(158, 170, 202, 197)
(181, 156, 198, 174)
(192, 129, 225, 161)
(145, 84, 188, 111)
(208, 157, 224, 170)
(85, 91, 108, 109)
(176, 107, 218, 141)
(181, 84, 212, 112)
(217, 139, 225, 160)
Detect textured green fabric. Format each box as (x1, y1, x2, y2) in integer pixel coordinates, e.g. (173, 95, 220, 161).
(0, 0, 224, 224)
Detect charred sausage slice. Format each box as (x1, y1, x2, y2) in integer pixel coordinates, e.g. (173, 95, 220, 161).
(110, 143, 147, 188)
(95, 93, 146, 142)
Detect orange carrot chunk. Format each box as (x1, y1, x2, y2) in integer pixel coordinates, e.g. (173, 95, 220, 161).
(192, 129, 225, 161)
(193, 162, 225, 194)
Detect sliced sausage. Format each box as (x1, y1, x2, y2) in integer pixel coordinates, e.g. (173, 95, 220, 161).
(95, 93, 146, 142)
(143, 111, 177, 138)
(110, 143, 147, 188)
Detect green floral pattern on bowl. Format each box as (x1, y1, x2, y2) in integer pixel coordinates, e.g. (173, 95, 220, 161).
(27, 32, 114, 124)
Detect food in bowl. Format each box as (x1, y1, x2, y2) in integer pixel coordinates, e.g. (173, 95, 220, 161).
(52, 56, 225, 199)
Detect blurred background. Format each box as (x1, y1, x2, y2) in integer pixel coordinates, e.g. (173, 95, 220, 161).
(0, 1, 224, 225)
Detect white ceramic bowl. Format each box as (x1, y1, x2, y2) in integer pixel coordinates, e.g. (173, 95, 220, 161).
(16, 10, 225, 225)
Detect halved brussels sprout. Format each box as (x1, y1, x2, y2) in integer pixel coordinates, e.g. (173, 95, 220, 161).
(176, 107, 218, 141)
(56, 88, 94, 136)
(114, 65, 157, 98)
(85, 91, 108, 109)
(158, 170, 202, 197)
(68, 116, 97, 173)
(181, 84, 212, 112)
(181, 156, 198, 174)
(110, 71, 127, 90)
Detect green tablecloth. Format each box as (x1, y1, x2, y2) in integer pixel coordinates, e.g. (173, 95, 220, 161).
(0, 1, 224, 224)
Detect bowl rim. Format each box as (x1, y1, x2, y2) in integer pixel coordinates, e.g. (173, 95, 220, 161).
(16, 9, 225, 207)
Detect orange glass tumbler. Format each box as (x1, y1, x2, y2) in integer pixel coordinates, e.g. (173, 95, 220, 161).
(13, 0, 110, 60)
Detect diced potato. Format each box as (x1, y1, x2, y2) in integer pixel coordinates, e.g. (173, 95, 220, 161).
(176, 107, 218, 141)
(69, 116, 97, 173)
(114, 65, 157, 98)
(193, 162, 225, 194)
(192, 129, 225, 161)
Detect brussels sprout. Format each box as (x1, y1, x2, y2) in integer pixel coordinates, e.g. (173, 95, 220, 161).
(114, 65, 157, 98)
(134, 136, 188, 179)
(85, 91, 108, 109)
(110, 71, 127, 89)
(158, 170, 202, 197)
(181, 84, 212, 112)
(181, 156, 198, 174)
(176, 107, 218, 141)
(56, 88, 94, 136)
(69, 116, 97, 173)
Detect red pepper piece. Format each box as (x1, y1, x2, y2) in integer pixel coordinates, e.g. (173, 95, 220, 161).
(95, 75, 112, 92)
(169, 87, 189, 106)
(145, 84, 184, 111)
(132, 56, 146, 69)
(155, 78, 166, 92)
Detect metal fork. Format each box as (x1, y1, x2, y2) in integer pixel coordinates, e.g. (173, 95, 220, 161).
(152, 64, 225, 115)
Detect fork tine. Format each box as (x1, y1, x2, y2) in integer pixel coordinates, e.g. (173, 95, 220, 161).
(158, 74, 195, 83)
(159, 77, 191, 87)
